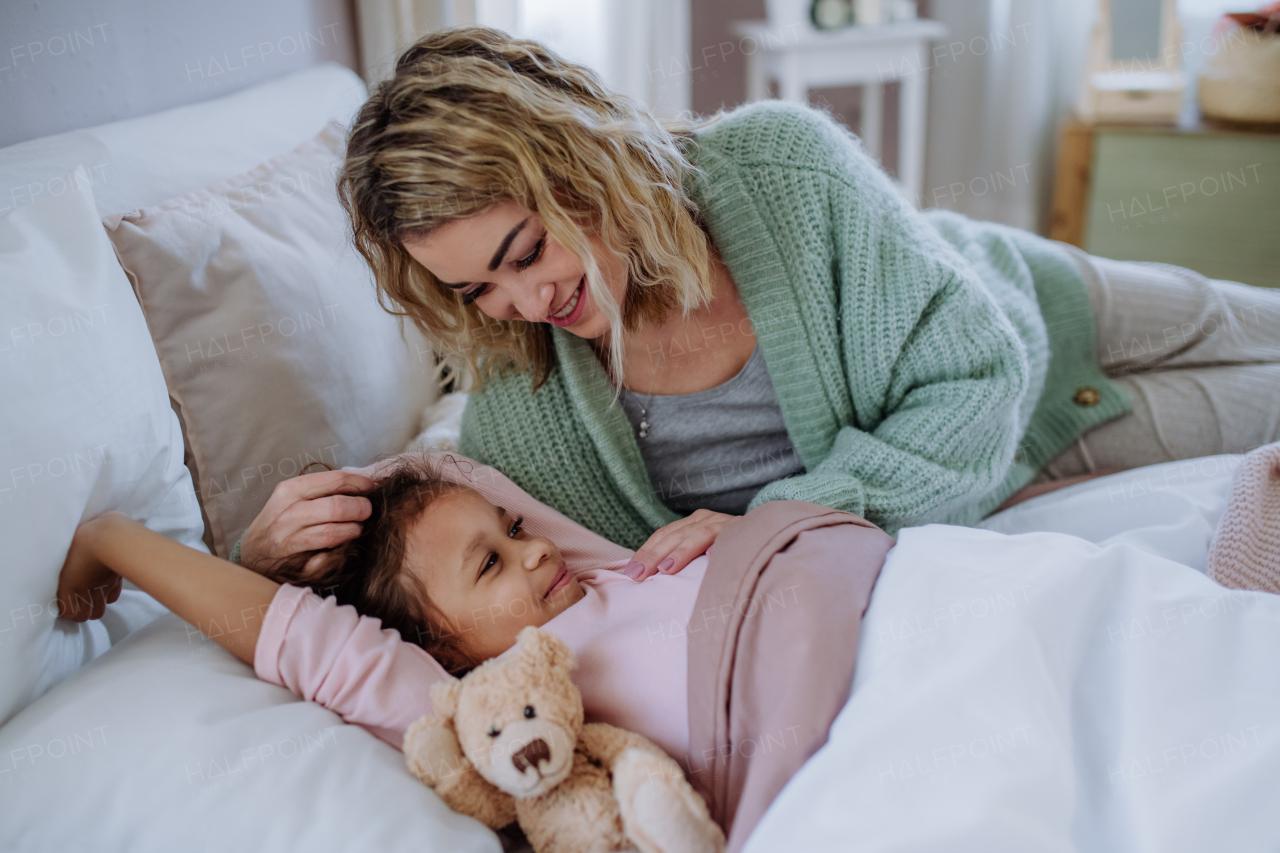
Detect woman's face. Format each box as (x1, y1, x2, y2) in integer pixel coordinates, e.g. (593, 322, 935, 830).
(404, 486, 585, 662)
(400, 199, 627, 341)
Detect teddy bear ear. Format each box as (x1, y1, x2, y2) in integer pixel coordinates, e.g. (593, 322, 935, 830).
(429, 677, 463, 720)
(516, 626, 576, 674)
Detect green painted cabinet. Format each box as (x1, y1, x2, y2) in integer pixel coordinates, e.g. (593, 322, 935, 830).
(1083, 126, 1280, 289)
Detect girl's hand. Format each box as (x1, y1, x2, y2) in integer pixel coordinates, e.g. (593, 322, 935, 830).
(622, 509, 738, 582)
(238, 470, 376, 575)
(56, 512, 127, 622)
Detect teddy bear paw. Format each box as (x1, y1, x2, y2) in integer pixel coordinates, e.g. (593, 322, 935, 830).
(613, 748, 726, 853)
(403, 717, 468, 789)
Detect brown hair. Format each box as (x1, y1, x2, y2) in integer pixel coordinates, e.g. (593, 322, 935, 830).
(338, 25, 722, 391)
(265, 454, 475, 676)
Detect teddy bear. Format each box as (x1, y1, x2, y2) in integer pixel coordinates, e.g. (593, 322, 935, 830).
(403, 626, 726, 853)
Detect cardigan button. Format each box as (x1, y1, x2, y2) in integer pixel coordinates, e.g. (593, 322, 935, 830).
(1073, 386, 1101, 407)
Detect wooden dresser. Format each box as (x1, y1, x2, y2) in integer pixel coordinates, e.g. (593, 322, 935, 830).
(1051, 118, 1280, 289)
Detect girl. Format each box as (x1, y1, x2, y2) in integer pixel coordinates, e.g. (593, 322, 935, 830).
(57, 454, 707, 765)
(235, 26, 1280, 584)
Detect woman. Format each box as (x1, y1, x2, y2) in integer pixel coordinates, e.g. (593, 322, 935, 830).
(234, 26, 1280, 579)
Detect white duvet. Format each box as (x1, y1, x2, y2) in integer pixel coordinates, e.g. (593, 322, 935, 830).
(746, 455, 1280, 853)
(4, 454, 1275, 852)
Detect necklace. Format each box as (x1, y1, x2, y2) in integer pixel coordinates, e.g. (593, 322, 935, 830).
(636, 395, 653, 438)
(628, 363, 662, 440)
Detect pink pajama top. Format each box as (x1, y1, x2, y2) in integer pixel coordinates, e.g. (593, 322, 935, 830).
(253, 457, 708, 766)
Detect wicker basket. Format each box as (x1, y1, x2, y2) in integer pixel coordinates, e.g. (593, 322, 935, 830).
(1199, 25, 1280, 124)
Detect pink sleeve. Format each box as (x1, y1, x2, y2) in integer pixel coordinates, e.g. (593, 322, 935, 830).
(254, 584, 452, 750)
(347, 453, 633, 573)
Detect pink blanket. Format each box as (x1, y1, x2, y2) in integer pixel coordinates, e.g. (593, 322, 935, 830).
(1208, 441, 1280, 593)
(685, 501, 895, 853)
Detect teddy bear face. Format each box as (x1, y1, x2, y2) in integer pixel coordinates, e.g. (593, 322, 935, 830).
(451, 628, 585, 799)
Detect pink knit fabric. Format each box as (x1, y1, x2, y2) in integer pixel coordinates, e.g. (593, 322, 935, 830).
(1207, 442, 1280, 593)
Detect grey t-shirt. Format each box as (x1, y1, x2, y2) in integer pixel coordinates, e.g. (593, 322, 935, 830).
(619, 344, 806, 515)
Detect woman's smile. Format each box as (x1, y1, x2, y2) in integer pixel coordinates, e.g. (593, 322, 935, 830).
(548, 276, 586, 327)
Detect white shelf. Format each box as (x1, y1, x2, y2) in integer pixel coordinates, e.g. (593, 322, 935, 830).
(729, 18, 950, 204)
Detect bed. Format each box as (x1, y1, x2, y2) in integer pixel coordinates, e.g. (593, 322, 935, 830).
(2, 63, 1276, 853)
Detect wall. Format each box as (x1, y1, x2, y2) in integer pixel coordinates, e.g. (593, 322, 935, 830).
(0, 0, 359, 148)
(689, 0, 763, 115)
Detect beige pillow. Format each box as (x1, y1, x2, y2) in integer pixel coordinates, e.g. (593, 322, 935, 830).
(105, 122, 439, 557)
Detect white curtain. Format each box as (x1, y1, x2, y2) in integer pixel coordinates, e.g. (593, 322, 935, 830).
(356, 0, 691, 119)
(601, 0, 692, 120)
(922, 0, 1095, 233)
(483, 0, 691, 119)
(355, 0, 477, 83)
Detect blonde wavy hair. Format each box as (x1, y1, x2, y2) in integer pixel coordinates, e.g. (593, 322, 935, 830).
(339, 26, 722, 391)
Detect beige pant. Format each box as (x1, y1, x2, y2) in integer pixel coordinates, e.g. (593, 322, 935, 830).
(1031, 244, 1280, 483)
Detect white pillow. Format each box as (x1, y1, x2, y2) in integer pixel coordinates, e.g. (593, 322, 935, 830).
(0, 62, 368, 220)
(978, 454, 1239, 570)
(404, 393, 470, 454)
(0, 170, 207, 726)
(0, 614, 498, 853)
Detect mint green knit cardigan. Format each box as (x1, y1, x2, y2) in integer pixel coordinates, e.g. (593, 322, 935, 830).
(458, 100, 1131, 545)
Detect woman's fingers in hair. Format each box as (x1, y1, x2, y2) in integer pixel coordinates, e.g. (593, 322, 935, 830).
(270, 520, 364, 587)
(256, 495, 370, 565)
(285, 470, 378, 502)
(302, 549, 343, 581)
(287, 493, 373, 527)
(240, 472, 375, 571)
(288, 521, 365, 555)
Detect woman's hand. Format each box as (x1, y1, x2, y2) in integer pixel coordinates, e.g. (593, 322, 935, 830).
(238, 470, 376, 575)
(56, 511, 127, 622)
(622, 509, 738, 582)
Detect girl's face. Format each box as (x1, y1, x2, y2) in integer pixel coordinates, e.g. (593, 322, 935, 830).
(404, 487, 585, 662)
(401, 199, 628, 342)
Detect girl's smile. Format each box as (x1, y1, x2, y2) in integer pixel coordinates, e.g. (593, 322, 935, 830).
(543, 565, 571, 598)
(403, 486, 585, 662)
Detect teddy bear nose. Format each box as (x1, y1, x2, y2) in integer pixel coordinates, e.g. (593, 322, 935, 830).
(511, 738, 551, 775)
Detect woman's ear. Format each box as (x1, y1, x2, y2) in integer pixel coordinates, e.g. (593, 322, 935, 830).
(430, 677, 463, 720)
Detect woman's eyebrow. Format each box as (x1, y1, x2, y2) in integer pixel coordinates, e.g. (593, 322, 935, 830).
(486, 221, 528, 272)
(439, 218, 530, 290)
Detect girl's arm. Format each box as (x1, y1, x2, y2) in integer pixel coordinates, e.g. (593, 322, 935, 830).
(56, 511, 279, 666)
(60, 511, 455, 750)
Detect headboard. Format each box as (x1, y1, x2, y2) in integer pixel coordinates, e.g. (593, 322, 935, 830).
(0, 0, 360, 148)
